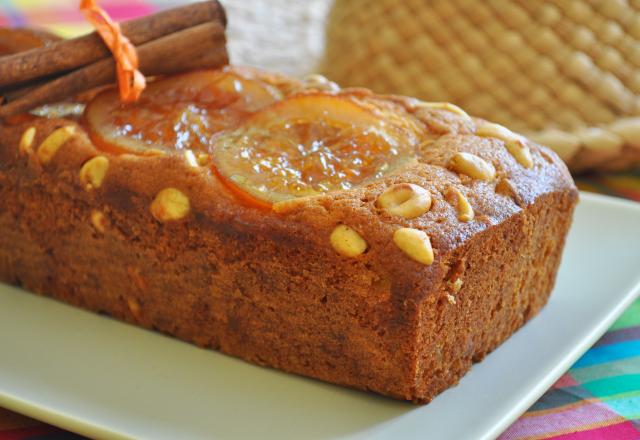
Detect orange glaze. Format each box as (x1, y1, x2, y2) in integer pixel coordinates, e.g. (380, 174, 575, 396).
(211, 164, 273, 211)
(80, 67, 419, 209)
(82, 68, 282, 156)
(209, 93, 419, 206)
(84, 126, 133, 155)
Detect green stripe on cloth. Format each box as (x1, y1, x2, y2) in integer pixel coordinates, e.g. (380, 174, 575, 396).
(610, 301, 640, 331)
(582, 374, 640, 398)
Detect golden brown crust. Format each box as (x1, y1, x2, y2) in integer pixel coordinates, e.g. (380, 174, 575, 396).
(0, 67, 578, 402)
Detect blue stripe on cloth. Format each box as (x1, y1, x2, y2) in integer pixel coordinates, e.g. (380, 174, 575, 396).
(604, 395, 640, 420)
(573, 340, 640, 368)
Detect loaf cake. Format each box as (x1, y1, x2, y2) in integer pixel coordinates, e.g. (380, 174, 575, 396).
(0, 65, 578, 403)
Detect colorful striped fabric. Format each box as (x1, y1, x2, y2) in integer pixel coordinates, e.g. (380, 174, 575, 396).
(576, 172, 640, 203)
(499, 299, 640, 440)
(1, 1, 640, 438)
(0, 0, 154, 37)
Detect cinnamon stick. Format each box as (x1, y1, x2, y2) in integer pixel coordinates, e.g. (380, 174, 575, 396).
(0, 22, 228, 118)
(1, 77, 48, 102)
(0, 0, 226, 88)
(0, 28, 60, 56)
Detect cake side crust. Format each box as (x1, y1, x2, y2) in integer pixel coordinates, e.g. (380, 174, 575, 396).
(410, 189, 577, 402)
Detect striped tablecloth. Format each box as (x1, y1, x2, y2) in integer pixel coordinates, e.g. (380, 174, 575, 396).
(1, 1, 640, 439)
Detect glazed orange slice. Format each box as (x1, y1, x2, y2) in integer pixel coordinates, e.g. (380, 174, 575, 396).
(211, 93, 417, 207)
(84, 69, 281, 154)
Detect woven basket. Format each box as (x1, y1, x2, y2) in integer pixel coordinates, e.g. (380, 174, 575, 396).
(321, 0, 640, 173)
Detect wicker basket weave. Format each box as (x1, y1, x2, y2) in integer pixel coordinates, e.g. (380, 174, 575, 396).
(321, 0, 640, 173)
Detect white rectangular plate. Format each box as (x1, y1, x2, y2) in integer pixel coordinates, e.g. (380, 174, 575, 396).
(1, 192, 639, 440)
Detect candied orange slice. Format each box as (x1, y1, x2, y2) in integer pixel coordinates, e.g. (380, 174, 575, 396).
(211, 94, 417, 207)
(84, 69, 281, 154)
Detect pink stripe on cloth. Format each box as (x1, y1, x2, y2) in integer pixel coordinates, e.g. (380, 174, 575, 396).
(20, 3, 156, 26)
(547, 421, 640, 439)
(498, 402, 622, 439)
(24, 9, 83, 24)
(552, 373, 579, 389)
(101, 3, 157, 21)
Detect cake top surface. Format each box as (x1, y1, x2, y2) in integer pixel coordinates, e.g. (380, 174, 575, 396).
(82, 66, 429, 207)
(1, 65, 577, 291)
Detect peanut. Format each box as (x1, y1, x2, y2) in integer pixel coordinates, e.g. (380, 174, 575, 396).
(476, 122, 533, 168)
(37, 125, 75, 164)
(18, 127, 36, 155)
(90, 210, 107, 233)
(446, 187, 474, 222)
(393, 228, 434, 265)
(330, 225, 367, 257)
(150, 188, 191, 222)
(376, 183, 432, 219)
(79, 156, 109, 190)
(449, 152, 496, 181)
(415, 101, 470, 119)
